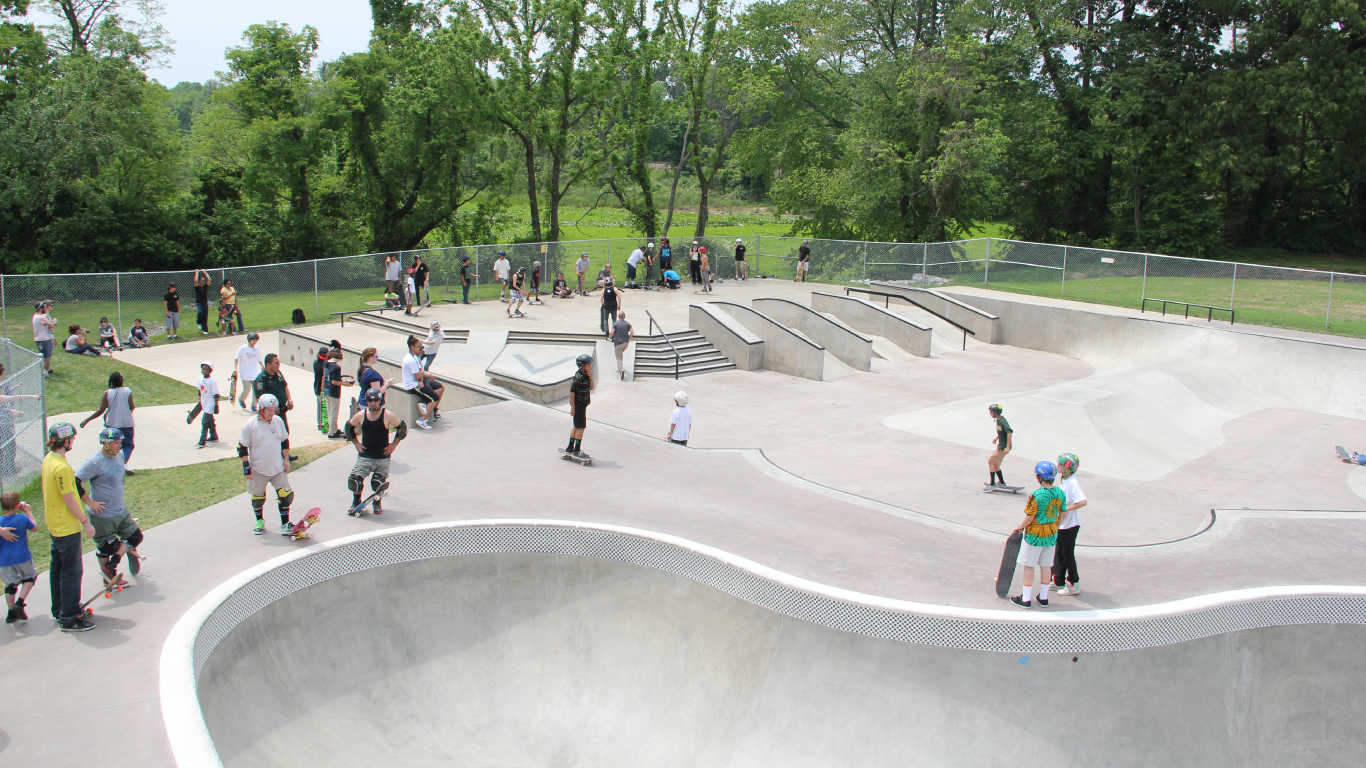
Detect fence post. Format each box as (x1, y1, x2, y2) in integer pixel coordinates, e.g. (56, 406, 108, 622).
(1326, 272, 1335, 330)
(922, 242, 928, 283)
(984, 238, 991, 285)
(1061, 246, 1068, 296)
(756, 234, 761, 276)
(1229, 263, 1238, 310)
(2, 274, 6, 341)
(314, 259, 319, 320)
(116, 273, 122, 332)
(862, 242, 868, 283)
(1141, 254, 1149, 303)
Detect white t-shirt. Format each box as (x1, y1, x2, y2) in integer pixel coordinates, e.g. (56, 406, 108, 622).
(494, 258, 510, 279)
(423, 328, 442, 356)
(236, 343, 264, 381)
(669, 407, 692, 441)
(32, 313, 54, 342)
(576, 257, 590, 274)
(1058, 474, 1086, 529)
(401, 352, 423, 390)
(627, 249, 644, 267)
(198, 376, 219, 410)
(385, 258, 401, 281)
(407, 275, 416, 294)
(240, 415, 289, 476)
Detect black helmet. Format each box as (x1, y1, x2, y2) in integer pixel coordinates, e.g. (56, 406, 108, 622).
(363, 389, 383, 403)
(575, 354, 593, 367)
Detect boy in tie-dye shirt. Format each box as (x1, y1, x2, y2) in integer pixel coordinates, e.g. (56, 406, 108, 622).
(1010, 460, 1067, 609)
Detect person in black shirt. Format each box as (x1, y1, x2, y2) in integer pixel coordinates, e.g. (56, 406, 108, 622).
(193, 269, 212, 335)
(553, 272, 573, 298)
(734, 239, 748, 280)
(530, 261, 544, 304)
(600, 278, 621, 334)
(344, 388, 405, 515)
(796, 241, 811, 282)
(413, 255, 430, 305)
(459, 256, 477, 304)
(563, 354, 594, 459)
(163, 283, 181, 340)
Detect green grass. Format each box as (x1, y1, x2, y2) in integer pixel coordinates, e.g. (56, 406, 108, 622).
(13, 439, 347, 573)
(41, 346, 200, 416)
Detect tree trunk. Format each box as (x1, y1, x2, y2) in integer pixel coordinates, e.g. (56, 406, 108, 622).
(664, 125, 690, 236)
(520, 134, 543, 242)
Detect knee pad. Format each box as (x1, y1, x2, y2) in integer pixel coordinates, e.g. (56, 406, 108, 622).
(276, 486, 294, 510)
(370, 474, 387, 492)
(251, 494, 267, 513)
(97, 537, 122, 558)
(125, 528, 143, 549)
(4, 582, 15, 595)
(348, 474, 365, 494)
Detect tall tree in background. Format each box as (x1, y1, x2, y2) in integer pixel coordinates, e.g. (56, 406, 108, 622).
(600, 0, 662, 239)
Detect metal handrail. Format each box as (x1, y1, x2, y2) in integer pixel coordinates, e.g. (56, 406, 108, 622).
(845, 287, 976, 350)
(1141, 298, 1235, 325)
(645, 309, 684, 379)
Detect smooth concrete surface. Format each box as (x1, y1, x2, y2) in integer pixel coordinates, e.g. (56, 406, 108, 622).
(712, 301, 825, 381)
(484, 343, 596, 403)
(811, 291, 931, 357)
(688, 302, 763, 370)
(754, 296, 873, 370)
(869, 282, 1000, 342)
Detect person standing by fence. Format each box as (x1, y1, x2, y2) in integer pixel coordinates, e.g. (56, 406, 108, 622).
(699, 247, 712, 293)
(575, 252, 590, 296)
(32, 301, 55, 378)
(220, 279, 242, 334)
(193, 269, 211, 335)
(384, 254, 404, 308)
(796, 240, 811, 282)
(460, 256, 477, 304)
(78, 371, 137, 473)
(163, 282, 181, 340)
(734, 239, 748, 280)
(689, 240, 702, 284)
(413, 255, 430, 305)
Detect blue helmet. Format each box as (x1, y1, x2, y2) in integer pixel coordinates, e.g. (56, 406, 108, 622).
(1034, 461, 1056, 482)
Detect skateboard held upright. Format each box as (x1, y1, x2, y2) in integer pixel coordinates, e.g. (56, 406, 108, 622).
(995, 531, 1023, 598)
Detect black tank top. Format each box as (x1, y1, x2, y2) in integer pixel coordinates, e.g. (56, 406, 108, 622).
(359, 410, 390, 458)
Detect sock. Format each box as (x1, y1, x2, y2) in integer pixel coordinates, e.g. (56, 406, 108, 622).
(988, 473, 996, 485)
(1039, 584, 1050, 600)
(352, 493, 363, 507)
(1022, 585, 1033, 602)
(566, 439, 576, 452)
(997, 472, 1006, 485)
(254, 510, 264, 521)
(280, 512, 291, 527)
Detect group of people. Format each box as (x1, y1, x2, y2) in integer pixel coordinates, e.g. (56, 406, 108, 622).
(987, 404, 1089, 607)
(384, 254, 432, 313)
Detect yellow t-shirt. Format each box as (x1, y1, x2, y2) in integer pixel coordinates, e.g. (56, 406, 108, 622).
(42, 452, 81, 537)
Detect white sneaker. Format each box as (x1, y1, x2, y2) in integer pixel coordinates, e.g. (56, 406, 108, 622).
(1057, 584, 1081, 596)
(416, 419, 432, 430)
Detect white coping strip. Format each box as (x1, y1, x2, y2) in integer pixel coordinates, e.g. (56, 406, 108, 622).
(162, 519, 1366, 768)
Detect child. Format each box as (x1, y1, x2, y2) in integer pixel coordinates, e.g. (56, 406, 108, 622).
(1010, 461, 1067, 609)
(127, 319, 150, 348)
(97, 317, 123, 352)
(403, 268, 418, 315)
(553, 272, 574, 298)
(564, 354, 593, 458)
(665, 391, 692, 446)
(986, 404, 1012, 488)
(0, 491, 38, 624)
(1052, 453, 1087, 596)
(663, 269, 681, 289)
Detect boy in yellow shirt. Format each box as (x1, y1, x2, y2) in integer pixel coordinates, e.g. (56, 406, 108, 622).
(43, 422, 97, 631)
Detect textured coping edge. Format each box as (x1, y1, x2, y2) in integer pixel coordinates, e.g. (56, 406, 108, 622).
(160, 519, 1366, 768)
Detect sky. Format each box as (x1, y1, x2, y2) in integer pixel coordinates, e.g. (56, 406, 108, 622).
(32, 0, 378, 86)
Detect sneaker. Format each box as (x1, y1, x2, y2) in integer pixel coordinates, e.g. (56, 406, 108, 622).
(514, 310, 524, 316)
(289, 454, 299, 461)
(416, 418, 432, 430)
(1037, 597, 1049, 607)
(1009, 595, 1031, 609)
(100, 561, 118, 582)
(281, 522, 293, 537)
(5, 607, 14, 624)
(253, 519, 265, 535)
(1057, 584, 1081, 596)
(14, 598, 27, 621)
(371, 501, 382, 515)
(60, 618, 96, 632)
(197, 441, 206, 449)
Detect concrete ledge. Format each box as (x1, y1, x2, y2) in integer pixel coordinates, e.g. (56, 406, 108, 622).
(754, 297, 872, 371)
(689, 303, 762, 371)
(485, 344, 597, 404)
(711, 301, 824, 381)
(869, 282, 999, 343)
(279, 329, 506, 424)
(809, 292, 933, 359)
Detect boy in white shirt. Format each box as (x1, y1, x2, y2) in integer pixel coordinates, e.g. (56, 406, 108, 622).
(493, 251, 511, 301)
(1052, 452, 1088, 596)
(422, 321, 442, 370)
(233, 332, 264, 410)
(664, 391, 692, 446)
(404, 269, 418, 315)
(196, 362, 221, 447)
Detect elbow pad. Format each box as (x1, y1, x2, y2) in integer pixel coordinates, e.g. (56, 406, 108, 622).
(76, 479, 87, 499)
(238, 444, 249, 458)
(394, 420, 408, 441)
(343, 421, 357, 441)
(280, 438, 290, 451)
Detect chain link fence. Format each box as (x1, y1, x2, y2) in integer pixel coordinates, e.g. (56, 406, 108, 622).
(0, 339, 45, 494)
(0, 236, 1362, 341)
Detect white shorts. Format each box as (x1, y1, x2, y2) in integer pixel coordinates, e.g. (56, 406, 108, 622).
(1017, 543, 1055, 568)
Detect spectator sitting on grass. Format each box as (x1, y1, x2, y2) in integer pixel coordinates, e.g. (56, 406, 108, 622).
(127, 319, 150, 348)
(64, 325, 101, 356)
(97, 317, 123, 353)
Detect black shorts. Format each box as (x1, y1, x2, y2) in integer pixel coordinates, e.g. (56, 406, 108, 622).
(411, 380, 442, 404)
(572, 402, 587, 429)
(660, 257, 672, 271)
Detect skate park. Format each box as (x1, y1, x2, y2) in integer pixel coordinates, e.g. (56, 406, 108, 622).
(7, 278, 1366, 767)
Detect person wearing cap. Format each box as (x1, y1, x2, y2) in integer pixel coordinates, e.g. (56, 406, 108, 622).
(626, 244, 645, 289)
(460, 255, 477, 304)
(665, 391, 692, 445)
(238, 393, 294, 536)
(384, 254, 404, 308)
(344, 388, 406, 516)
(97, 316, 122, 353)
(42, 422, 97, 631)
(986, 404, 1012, 488)
(530, 260, 545, 303)
(575, 252, 591, 295)
(494, 250, 511, 301)
(643, 241, 656, 286)
(31, 300, 56, 378)
(422, 321, 443, 371)
(563, 354, 594, 458)
(254, 353, 298, 460)
(163, 282, 182, 340)
(75, 427, 145, 587)
(196, 362, 221, 447)
(609, 310, 633, 381)
(600, 277, 622, 335)
(796, 240, 811, 282)
(1009, 461, 1066, 609)
(413, 254, 430, 305)
(234, 332, 264, 411)
(689, 240, 702, 284)
(733, 239, 748, 280)
(507, 267, 527, 318)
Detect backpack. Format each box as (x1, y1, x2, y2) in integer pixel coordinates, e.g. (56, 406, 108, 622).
(292, 308, 306, 324)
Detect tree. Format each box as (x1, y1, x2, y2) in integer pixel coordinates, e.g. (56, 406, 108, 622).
(599, 0, 662, 239)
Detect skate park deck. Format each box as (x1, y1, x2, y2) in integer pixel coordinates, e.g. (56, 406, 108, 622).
(5, 282, 1366, 767)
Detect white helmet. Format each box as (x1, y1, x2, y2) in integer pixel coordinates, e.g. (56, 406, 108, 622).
(257, 394, 280, 409)
(648, 242, 655, 248)
(736, 238, 742, 243)
(674, 390, 689, 406)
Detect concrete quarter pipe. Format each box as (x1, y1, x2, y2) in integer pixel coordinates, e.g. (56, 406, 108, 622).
(167, 522, 1366, 768)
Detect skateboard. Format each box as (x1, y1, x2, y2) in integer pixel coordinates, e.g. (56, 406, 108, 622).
(348, 481, 390, 517)
(407, 300, 433, 317)
(127, 549, 143, 580)
(289, 507, 322, 540)
(983, 484, 1025, 494)
(349, 396, 360, 419)
(1337, 445, 1356, 463)
(318, 395, 329, 434)
(559, 449, 593, 466)
(995, 531, 1023, 598)
(80, 573, 130, 613)
(187, 402, 202, 424)
(227, 372, 238, 404)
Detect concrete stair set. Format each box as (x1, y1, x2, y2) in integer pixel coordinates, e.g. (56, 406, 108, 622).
(632, 330, 736, 379)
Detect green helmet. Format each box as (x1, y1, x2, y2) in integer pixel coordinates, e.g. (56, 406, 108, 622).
(1056, 453, 1079, 475)
(48, 422, 76, 442)
(98, 427, 125, 444)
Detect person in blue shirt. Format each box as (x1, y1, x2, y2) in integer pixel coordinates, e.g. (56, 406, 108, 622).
(0, 492, 38, 624)
(663, 269, 681, 289)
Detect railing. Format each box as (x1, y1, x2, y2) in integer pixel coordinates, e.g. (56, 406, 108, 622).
(845, 287, 977, 350)
(646, 309, 684, 379)
(1141, 298, 1235, 325)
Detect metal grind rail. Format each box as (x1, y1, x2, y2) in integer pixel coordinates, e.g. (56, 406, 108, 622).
(645, 309, 684, 379)
(845, 288, 976, 350)
(1141, 298, 1235, 325)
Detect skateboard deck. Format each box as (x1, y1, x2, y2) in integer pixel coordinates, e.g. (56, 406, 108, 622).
(227, 372, 238, 404)
(559, 450, 593, 466)
(348, 396, 360, 419)
(187, 403, 202, 424)
(318, 395, 329, 434)
(407, 300, 433, 317)
(81, 574, 129, 612)
(290, 507, 322, 540)
(995, 531, 1023, 598)
(1337, 445, 1353, 462)
(348, 481, 390, 517)
(984, 485, 1025, 494)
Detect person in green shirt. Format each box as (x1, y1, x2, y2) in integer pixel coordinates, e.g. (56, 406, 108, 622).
(42, 422, 97, 631)
(986, 403, 1012, 488)
(1009, 460, 1067, 609)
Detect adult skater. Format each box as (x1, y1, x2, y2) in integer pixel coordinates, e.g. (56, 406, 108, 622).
(575, 252, 591, 296)
(563, 354, 594, 459)
(344, 389, 406, 515)
(698, 247, 712, 293)
(986, 404, 1012, 488)
(493, 250, 511, 301)
(75, 428, 145, 586)
(1052, 453, 1087, 596)
(796, 240, 811, 281)
(626, 244, 645, 288)
(610, 311, 633, 381)
(234, 332, 264, 410)
(238, 394, 294, 536)
(1009, 461, 1067, 609)
(665, 391, 692, 446)
(688, 240, 702, 284)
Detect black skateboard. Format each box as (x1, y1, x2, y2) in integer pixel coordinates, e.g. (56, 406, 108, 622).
(348, 481, 390, 517)
(187, 403, 202, 424)
(983, 484, 1025, 494)
(559, 449, 593, 466)
(995, 531, 1023, 598)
